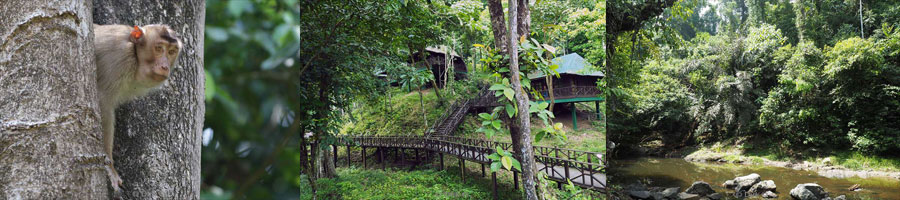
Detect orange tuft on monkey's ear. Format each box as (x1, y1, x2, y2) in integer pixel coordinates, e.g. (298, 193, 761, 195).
(130, 25, 143, 40)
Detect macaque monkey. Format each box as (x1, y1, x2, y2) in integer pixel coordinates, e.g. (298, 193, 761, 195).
(94, 24, 182, 191)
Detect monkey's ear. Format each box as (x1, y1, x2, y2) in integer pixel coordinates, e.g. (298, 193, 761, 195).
(129, 25, 145, 44)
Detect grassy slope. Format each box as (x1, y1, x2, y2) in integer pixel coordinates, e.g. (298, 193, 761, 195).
(340, 88, 446, 136)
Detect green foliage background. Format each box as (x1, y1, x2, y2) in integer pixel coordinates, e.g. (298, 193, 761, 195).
(608, 0, 900, 157)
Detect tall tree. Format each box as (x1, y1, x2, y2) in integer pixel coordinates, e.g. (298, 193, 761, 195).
(93, 0, 205, 199)
(487, 0, 537, 199)
(0, 1, 108, 199)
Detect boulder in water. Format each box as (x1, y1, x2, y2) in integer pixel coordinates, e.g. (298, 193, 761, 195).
(762, 191, 778, 198)
(723, 180, 736, 189)
(790, 183, 828, 200)
(748, 180, 777, 195)
(628, 190, 651, 199)
(834, 195, 847, 200)
(706, 193, 723, 200)
(677, 192, 701, 200)
(685, 181, 716, 196)
(659, 187, 680, 199)
(734, 173, 761, 193)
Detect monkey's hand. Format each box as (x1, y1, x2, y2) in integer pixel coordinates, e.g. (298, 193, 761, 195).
(105, 161, 124, 198)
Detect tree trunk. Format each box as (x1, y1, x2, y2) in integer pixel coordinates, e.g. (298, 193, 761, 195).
(487, 0, 508, 52)
(0, 1, 108, 199)
(92, 1, 205, 199)
(507, 0, 538, 199)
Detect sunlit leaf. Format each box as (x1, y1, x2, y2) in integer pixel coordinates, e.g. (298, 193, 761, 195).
(501, 156, 512, 170)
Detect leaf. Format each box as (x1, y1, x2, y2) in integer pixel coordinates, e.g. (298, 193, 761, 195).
(485, 128, 495, 139)
(535, 132, 546, 143)
(490, 162, 501, 172)
(489, 84, 506, 91)
(554, 122, 564, 131)
(479, 113, 492, 120)
(487, 153, 501, 161)
(492, 120, 502, 130)
(539, 102, 550, 110)
(473, 44, 485, 48)
(505, 104, 516, 118)
(499, 67, 510, 73)
(504, 89, 515, 102)
(501, 156, 513, 170)
(511, 158, 522, 171)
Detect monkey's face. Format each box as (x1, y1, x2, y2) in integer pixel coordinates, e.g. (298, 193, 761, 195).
(133, 25, 182, 84)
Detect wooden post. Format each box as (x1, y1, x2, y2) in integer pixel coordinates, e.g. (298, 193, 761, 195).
(492, 172, 498, 200)
(380, 148, 385, 170)
(363, 147, 367, 169)
(459, 157, 465, 182)
(347, 145, 351, 167)
(557, 181, 563, 190)
(514, 171, 519, 190)
(572, 102, 578, 130)
(415, 148, 419, 167)
(440, 153, 444, 170)
(481, 163, 485, 177)
(595, 100, 601, 120)
(399, 148, 404, 164)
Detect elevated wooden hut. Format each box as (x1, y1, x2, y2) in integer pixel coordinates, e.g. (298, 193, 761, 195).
(410, 46, 467, 88)
(528, 53, 604, 130)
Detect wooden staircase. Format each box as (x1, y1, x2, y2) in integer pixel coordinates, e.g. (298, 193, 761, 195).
(428, 98, 472, 135)
(428, 85, 497, 135)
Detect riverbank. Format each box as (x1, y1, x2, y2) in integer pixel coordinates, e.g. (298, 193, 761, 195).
(611, 158, 900, 200)
(681, 143, 900, 180)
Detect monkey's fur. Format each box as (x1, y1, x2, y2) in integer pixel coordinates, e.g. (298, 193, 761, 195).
(94, 24, 182, 192)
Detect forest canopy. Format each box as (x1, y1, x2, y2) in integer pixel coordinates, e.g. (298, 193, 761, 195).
(609, 0, 900, 156)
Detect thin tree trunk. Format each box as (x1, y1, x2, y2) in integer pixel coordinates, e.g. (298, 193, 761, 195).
(420, 90, 428, 130)
(314, 76, 337, 179)
(92, 1, 205, 199)
(546, 76, 555, 112)
(0, 1, 108, 199)
(507, 0, 538, 199)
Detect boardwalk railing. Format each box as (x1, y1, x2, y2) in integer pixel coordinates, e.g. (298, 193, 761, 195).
(333, 135, 606, 193)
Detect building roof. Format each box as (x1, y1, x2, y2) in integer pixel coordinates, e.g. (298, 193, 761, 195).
(528, 53, 604, 79)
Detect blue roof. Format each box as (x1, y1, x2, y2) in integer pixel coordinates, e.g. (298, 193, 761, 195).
(528, 53, 603, 79)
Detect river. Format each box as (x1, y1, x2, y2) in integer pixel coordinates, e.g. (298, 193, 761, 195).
(610, 158, 900, 199)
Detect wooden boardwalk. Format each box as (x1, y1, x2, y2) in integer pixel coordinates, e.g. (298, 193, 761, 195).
(332, 135, 606, 193)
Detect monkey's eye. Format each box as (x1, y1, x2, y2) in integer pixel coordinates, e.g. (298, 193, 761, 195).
(168, 50, 177, 55)
(155, 46, 164, 53)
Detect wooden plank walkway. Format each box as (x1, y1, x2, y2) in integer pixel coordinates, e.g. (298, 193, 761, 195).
(333, 135, 606, 191)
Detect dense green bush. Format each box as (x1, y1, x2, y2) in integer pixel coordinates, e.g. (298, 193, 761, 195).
(618, 22, 900, 155)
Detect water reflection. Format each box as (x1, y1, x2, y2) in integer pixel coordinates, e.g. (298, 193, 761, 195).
(610, 158, 900, 199)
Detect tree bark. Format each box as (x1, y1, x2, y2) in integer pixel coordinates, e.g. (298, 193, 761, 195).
(487, 0, 508, 52)
(0, 1, 108, 199)
(92, 1, 205, 199)
(507, 0, 538, 199)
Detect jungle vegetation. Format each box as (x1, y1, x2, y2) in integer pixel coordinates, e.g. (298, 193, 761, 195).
(607, 0, 900, 161)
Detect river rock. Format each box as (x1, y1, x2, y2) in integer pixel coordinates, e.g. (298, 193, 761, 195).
(734, 173, 761, 193)
(762, 191, 778, 198)
(834, 195, 847, 200)
(629, 190, 651, 199)
(706, 193, 723, 200)
(723, 180, 736, 189)
(748, 180, 777, 195)
(677, 192, 701, 200)
(789, 183, 828, 200)
(660, 187, 680, 198)
(685, 181, 715, 196)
